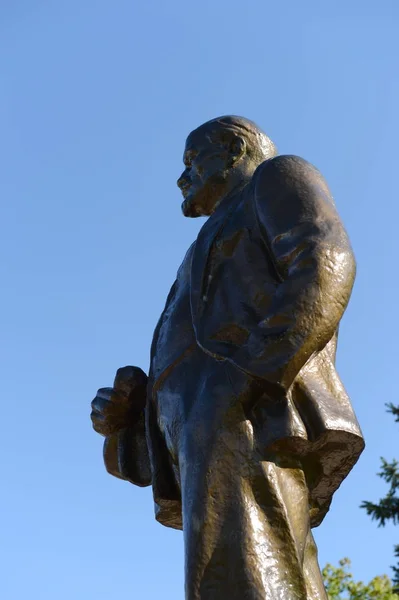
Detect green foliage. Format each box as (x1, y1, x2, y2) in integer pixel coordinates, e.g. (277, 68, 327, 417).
(323, 558, 398, 599)
(361, 403, 399, 590)
(388, 403, 399, 422)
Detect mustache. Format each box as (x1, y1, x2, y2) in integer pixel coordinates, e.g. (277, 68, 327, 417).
(179, 169, 229, 197)
(180, 171, 229, 219)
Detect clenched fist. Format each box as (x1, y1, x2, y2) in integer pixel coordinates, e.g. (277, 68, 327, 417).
(90, 366, 148, 437)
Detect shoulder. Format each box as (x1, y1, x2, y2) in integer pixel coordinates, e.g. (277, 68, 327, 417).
(252, 156, 353, 255)
(252, 155, 337, 222)
(253, 155, 331, 198)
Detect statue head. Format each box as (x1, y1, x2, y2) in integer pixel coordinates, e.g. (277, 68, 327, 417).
(177, 115, 277, 218)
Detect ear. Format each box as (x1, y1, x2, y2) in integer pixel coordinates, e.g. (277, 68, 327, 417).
(228, 136, 246, 166)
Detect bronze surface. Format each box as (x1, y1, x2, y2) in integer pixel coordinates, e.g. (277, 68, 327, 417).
(91, 116, 364, 599)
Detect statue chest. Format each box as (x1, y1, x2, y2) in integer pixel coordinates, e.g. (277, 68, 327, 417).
(194, 203, 280, 355)
(151, 244, 196, 381)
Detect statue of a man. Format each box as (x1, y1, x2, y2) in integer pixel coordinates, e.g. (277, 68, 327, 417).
(91, 116, 364, 599)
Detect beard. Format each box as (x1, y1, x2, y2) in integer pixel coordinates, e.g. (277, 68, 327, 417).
(181, 170, 228, 218)
(181, 196, 203, 218)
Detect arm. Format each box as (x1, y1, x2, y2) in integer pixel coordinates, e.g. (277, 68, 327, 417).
(230, 155, 356, 392)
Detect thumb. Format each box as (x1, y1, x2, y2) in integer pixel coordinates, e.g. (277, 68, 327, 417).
(113, 366, 148, 399)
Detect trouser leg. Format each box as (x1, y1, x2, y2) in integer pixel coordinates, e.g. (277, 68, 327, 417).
(303, 531, 328, 599)
(158, 356, 327, 599)
(179, 385, 315, 599)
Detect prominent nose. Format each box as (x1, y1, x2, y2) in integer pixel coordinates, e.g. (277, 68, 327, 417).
(177, 170, 190, 190)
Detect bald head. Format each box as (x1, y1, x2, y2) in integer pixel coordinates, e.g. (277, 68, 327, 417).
(178, 115, 277, 218)
(191, 115, 277, 162)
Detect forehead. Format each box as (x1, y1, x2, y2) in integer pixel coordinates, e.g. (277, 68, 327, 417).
(184, 124, 217, 154)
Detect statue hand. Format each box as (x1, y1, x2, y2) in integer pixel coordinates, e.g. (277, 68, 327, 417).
(90, 366, 148, 437)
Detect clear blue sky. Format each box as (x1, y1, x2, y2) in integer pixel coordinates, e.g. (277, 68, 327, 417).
(1, 1, 398, 598)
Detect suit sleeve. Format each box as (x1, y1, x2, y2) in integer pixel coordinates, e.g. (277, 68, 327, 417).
(230, 155, 356, 391)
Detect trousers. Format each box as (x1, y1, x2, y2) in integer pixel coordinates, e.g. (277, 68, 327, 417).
(154, 347, 327, 599)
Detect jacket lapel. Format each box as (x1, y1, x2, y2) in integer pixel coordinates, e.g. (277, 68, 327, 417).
(190, 186, 247, 331)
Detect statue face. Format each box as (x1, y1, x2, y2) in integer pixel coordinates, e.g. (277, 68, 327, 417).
(178, 127, 232, 218)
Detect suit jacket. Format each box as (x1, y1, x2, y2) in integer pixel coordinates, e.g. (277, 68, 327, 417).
(115, 155, 365, 530)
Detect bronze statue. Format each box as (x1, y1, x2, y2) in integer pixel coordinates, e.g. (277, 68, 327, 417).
(91, 116, 364, 599)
